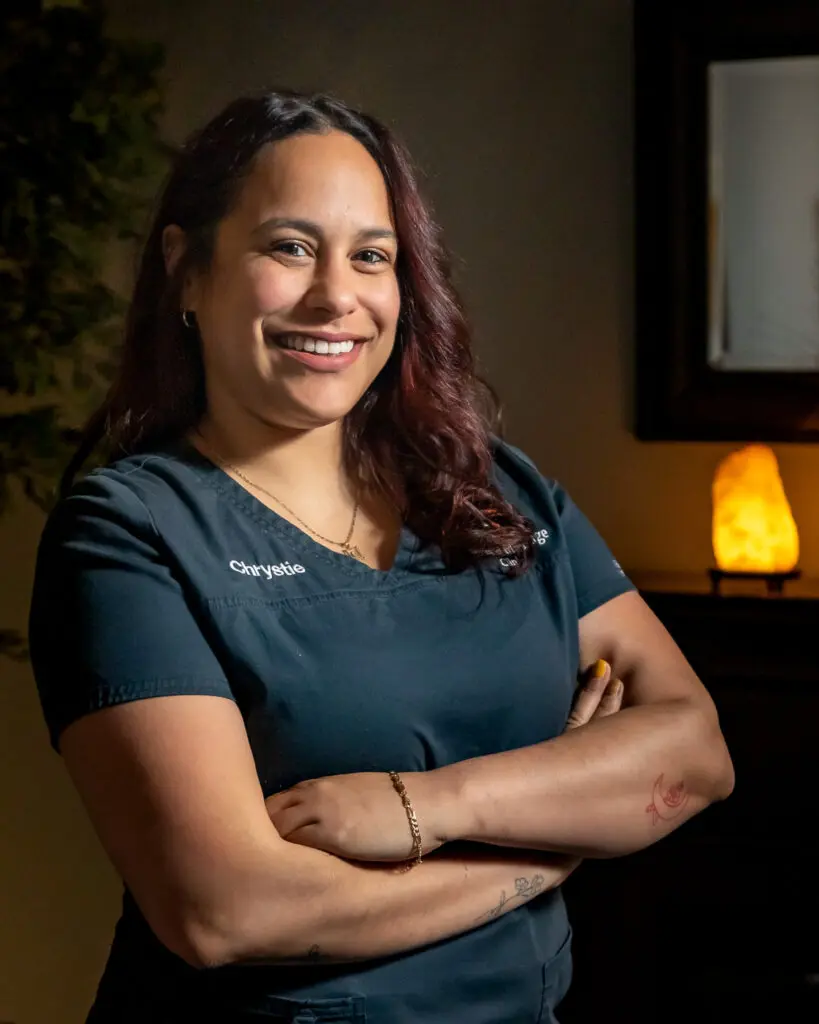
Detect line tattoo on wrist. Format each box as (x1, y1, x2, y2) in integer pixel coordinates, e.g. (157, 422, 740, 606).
(476, 873, 546, 924)
(646, 773, 689, 825)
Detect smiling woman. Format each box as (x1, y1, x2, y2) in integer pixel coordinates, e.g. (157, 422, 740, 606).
(164, 130, 403, 440)
(29, 90, 733, 1024)
(60, 92, 534, 572)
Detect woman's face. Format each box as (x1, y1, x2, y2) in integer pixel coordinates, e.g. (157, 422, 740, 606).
(186, 130, 401, 433)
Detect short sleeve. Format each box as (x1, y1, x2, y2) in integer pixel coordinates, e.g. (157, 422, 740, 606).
(550, 483, 636, 619)
(491, 439, 635, 620)
(29, 473, 235, 753)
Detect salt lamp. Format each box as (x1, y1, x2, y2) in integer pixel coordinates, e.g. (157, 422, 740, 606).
(712, 445, 799, 573)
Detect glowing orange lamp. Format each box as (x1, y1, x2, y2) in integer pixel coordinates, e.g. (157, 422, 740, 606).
(710, 444, 800, 595)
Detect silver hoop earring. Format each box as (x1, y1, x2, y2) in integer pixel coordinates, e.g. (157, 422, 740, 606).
(181, 309, 197, 329)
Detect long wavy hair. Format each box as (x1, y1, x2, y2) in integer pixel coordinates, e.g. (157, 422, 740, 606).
(62, 90, 534, 573)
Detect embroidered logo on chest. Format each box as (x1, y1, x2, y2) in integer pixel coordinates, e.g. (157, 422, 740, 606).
(499, 527, 551, 568)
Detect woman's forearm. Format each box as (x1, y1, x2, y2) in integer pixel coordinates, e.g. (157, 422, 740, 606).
(211, 842, 575, 968)
(420, 698, 734, 859)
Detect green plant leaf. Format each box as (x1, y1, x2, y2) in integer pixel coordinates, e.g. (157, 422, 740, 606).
(1, 0, 168, 658)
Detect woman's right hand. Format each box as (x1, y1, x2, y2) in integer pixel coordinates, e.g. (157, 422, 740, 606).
(565, 659, 624, 731)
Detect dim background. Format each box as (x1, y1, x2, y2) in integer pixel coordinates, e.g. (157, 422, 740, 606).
(1, 1, 817, 1021)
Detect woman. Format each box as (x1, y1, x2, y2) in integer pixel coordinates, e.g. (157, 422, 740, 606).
(29, 90, 734, 1023)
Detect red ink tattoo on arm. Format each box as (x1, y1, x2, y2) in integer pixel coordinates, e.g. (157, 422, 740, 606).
(646, 773, 689, 825)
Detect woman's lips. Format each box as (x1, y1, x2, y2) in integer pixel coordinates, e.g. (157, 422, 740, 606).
(267, 334, 367, 372)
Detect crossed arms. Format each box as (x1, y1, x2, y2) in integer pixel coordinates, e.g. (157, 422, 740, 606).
(59, 591, 733, 968)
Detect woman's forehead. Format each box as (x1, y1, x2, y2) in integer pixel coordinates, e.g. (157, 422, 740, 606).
(230, 132, 394, 231)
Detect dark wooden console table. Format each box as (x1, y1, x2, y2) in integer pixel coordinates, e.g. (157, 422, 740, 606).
(559, 573, 819, 1024)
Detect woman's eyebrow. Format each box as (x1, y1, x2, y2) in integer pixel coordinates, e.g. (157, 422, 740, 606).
(254, 216, 397, 244)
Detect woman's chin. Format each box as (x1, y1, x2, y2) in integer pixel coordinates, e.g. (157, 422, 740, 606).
(261, 393, 363, 432)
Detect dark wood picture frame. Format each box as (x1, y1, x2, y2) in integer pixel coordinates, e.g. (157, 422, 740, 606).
(634, 0, 819, 442)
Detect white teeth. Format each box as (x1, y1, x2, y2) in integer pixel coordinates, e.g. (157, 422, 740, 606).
(276, 335, 356, 356)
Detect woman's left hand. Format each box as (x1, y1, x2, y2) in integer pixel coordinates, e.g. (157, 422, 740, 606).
(265, 771, 447, 861)
(268, 662, 627, 861)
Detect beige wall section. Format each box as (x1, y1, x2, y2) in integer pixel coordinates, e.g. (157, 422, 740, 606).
(0, 501, 121, 1024)
(2, 1, 818, 1021)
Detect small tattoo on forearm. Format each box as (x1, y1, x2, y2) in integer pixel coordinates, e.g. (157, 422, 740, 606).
(477, 873, 546, 924)
(306, 944, 326, 962)
(646, 773, 689, 825)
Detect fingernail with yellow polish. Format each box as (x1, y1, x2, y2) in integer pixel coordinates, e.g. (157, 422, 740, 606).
(592, 659, 609, 679)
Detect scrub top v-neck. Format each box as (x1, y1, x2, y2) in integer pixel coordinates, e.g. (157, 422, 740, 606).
(29, 438, 634, 1024)
(198, 445, 420, 579)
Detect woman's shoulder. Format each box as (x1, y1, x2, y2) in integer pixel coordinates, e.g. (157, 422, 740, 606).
(61, 443, 203, 512)
(490, 436, 568, 522)
(46, 444, 203, 545)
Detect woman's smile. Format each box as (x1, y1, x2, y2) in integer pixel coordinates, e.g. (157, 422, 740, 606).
(265, 331, 369, 372)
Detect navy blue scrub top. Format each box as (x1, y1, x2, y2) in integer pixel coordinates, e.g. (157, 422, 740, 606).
(29, 439, 634, 1024)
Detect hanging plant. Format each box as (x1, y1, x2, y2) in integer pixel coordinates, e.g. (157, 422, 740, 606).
(1, 0, 168, 657)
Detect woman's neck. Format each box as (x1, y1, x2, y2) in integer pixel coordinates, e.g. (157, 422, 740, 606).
(193, 411, 349, 500)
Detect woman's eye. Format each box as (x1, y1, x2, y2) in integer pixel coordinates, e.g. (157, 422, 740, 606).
(268, 243, 391, 265)
(355, 249, 390, 265)
(271, 241, 311, 258)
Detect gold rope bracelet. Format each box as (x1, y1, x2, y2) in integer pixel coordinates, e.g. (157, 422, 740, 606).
(388, 770, 424, 870)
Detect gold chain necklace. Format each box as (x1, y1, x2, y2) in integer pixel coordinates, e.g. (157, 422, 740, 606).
(196, 436, 366, 563)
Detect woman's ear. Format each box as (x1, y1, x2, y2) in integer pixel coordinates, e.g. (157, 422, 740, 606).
(162, 224, 186, 276)
(162, 224, 200, 311)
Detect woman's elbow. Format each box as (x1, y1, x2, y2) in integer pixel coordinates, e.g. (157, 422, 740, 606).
(698, 709, 735, 803)
(152, 849, 334, 968)
(672, 698, 735, 806)
(712, 743, 736, 802)
(171, 890, 312, 969)
(147, 907, 234, 970)
(174, 920, 236, 971)
(151, 895, 268, 970)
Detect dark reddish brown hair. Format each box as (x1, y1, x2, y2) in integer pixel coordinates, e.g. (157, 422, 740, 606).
(62, 90, 534, 573)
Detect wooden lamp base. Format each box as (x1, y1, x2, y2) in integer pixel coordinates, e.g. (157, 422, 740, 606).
(708, 567, 802, 596)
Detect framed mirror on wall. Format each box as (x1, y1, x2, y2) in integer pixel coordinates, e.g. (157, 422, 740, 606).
(634, 1, 819, 442)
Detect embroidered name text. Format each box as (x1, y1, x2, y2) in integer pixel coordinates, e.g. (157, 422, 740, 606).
(230, 559, 306, 579)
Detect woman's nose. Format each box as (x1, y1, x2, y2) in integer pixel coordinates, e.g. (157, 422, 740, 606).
(303, 257, 357, 320)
